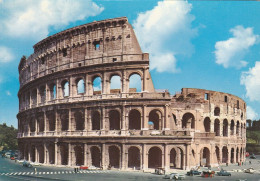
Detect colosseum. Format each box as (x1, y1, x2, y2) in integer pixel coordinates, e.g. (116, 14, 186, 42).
(17, 17, 246, 171)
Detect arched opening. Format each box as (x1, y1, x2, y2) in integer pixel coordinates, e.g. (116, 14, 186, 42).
(170, 148, 177, 169)
(182, 113, 195, 129)
(215, 146, 220, 163)
(92, 111, 101, 130)
(236, 121, 240, 136)
(75, 110, 84, 131)
(50, 84, 56, 100)
(30, 145, 36, 162)
(93, 76, 102, 95)
(148, 147, 162, 168)
(62, 80, 69, 97)
(91, 146, 101, 168)
(128, 147, 140, 169)
(200, 147, 210, 167)
(236, 147, 239, 163)
(60, 110, 69, 131)
(110, 75, 121, 93)
(214, 119, 220, 136)
(230, 120, 235, 135)
(109, 110, 120, 130)
(214, 107, 220, 116)
(129, 109, 141, 130)
(223, 119, 228, 137)
(47, 111, 55, 131)
(60, 144, 68, 165)
(40, 86, 46, 103)
(30, 118, 35, 132)
(32, 89, 37, 105)
(48, 143, 55, 164)
(240, 148, 243, 163)
(37, 112, 44, 132)
(109, 146, 120, 168)
(204, 117, 211, 132)
(129, 74, 142, 92)
(76, 79, 85, 94)
(74, 145, 84, 166)
(38, 145, 44, 163)
(231, 148, 234, 163)
(222, 146, 228, 163)
(148, 110, 161, 130)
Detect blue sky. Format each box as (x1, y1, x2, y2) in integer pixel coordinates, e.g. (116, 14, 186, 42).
(0, 0, 260, 127)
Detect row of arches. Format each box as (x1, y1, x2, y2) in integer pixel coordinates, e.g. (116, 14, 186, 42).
(203, 117, 246, 137)
(22, 144, 185, 170)
(20, 73, 142, 109)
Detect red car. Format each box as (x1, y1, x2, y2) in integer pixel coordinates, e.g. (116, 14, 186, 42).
(10, 157, 15, 160)
(245, 152, 250, 157)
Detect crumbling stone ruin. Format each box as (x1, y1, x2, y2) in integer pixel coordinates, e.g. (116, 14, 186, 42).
(17, 17, 246, 171)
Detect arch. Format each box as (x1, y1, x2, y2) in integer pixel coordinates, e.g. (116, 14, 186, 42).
(128, 146, 140, 169)
(60, 110, 69, 131)
(47, 111, 55, 131)
(129, 109, 141, 130)
(204, 117, 211, 132)
(61, 80, 69, 97)
(38, 145, 44, 163)
(76, 79, 85, 94)
(30, 145, 36, 162)
(32, 89, 37, 105)
(48, 143, 55, 164)
(222, 146, 228, 163)
(40, 86, 46, 103)
(50, 83, 56, 100)
(110, 75, 121, 93)
(215, 146, 220, 163)
(214, 119, 220, 136)
(74, 145, 84, 166)
(37, 112, 44, 132)
(236, 147, 239, 163)
(214, 107, 220, 116)
(231, 148, 234, 163)
(29, 118, 35, 132)
(75, 110, 84, 131)
(93, 76, 102, 95)
(200, 147, 210, 167)
(148, 147, 162, 168)
(90, 146, 101, 168)
(129, 73, 142, 92)
(223, 119, 228, 137)
(170, 148, 177, 169)
(92, 111, 101, 130)
(109, 146, 120, 168)
(182, 113, 195, 129)
(149, 110, 162, 130)
(109, 110, 120, 130)
(60, 144, 68, 165)
(236, 121, 240, 136)
(230, 120, 235, 135)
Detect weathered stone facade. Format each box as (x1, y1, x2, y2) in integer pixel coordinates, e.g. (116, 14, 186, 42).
(17, 17, 246, 171)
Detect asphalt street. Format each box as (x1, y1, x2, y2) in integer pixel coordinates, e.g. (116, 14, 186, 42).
(1, 156, 260, 181)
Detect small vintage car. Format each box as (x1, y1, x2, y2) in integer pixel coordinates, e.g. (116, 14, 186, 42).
(186, 170, 201, 176)
(217, 170, 231, 176)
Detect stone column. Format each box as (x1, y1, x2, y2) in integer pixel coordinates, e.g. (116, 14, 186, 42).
(69, 76, 73, 97)
(121, 144, 126, 170)
(102, 72, 107, 94)
(84, 144, 88, 166)
(102, 144, 107, 169)
(234, 148, 237, 163)
(142, 144, 148, 171)
(186, 144, 191, 170)
(68, 109, 71, 131)
(164, 145, 169, 171)
(84, 109, 88, 132)
(44, 143, 47, 164)
(55, 142, 58, 165)
(101, 107, 106, 131)
(121, 106, 126, 135)
(227, 147, 230, 164)
(164, 104, 170, 130)
(68, 143, 72, 166)
(44, 111, 47, 134)
(122, 70, 127, 93)
(142, 105, 148, 130)
(36, 87, 39, 106)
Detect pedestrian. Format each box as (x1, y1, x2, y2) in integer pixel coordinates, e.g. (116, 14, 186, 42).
(74, 167, 77, 173)
(249, 161, 251, 165)
(34, 167, 37, 173)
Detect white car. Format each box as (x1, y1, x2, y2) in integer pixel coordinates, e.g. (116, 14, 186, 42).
(164, 173, 178, 179)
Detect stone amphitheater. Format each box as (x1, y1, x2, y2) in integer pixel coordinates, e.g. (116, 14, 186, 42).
(17, 17, 246, 171)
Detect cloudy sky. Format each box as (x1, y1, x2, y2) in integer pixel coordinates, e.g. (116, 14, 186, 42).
(0, 0, 260, 127)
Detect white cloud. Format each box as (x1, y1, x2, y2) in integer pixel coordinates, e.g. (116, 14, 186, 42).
(214, 26, 259, 69)
(6, 91, 11, 96)
(0, 46, 14, 63)
(241, 61, 260, 102)
(133, 0, 197, 73)
(0, 0, 104, 40)
(247, 106, 258, 120)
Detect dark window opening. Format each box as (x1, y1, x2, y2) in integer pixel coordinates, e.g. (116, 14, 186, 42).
(78, 63, 81, 67)
(237, 100, 239, 109)
(205, 93, 209, 100)
(94, 42, 100, 50)
(113, 58, 117, 62)
(41, 57, 45, 65)
(62, 48, 67, 57)
(224, 96, 228, 102)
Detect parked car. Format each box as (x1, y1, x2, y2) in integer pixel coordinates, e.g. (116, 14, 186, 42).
(10, 157, 15, 160)
(22, 161, 32, 168)
(164, 173, 178, 179)
(217, 170, 231, 176)
(187, 170, 201, 176)
(250, 154, 256, 159)
(245, 167, 255, 174)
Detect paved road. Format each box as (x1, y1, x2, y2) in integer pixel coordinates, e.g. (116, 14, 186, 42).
(1, 157, 260, 180)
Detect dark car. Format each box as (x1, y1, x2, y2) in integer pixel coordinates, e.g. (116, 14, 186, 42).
(22, 161, 32, 168)
(217, 170, 231, 176)
(187, 170, 201, 176)
(250, 155, 256, 159)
